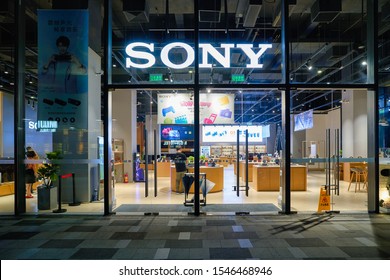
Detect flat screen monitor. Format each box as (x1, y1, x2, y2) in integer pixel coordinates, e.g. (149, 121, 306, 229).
(161, 124, 194, 140)
(294, 109, 313, 132)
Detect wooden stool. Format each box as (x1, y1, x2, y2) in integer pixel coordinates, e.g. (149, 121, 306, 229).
(348, 167, 365, 192)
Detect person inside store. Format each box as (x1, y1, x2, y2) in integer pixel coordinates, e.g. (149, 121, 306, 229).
(174, 146, 187, 194)
(25, 150, 38, 198)
(26, 147, 40, 194)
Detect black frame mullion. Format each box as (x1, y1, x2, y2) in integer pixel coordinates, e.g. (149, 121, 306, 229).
(103, 0, 114, 215)
(193, 0, 200, 216)
(14, 0, 26, 215)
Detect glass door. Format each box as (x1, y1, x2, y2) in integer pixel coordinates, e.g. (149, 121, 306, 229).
(114, 89, 196, 214)
(290, 89, 369, 213)
(151, 89, 196, 213)
(200, 88, 281, 214)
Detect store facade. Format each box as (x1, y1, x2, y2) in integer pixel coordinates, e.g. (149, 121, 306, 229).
(0, 0, 389, 215)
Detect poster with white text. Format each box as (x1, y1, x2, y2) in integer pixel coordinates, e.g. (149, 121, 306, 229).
(37, 10, 88, 130)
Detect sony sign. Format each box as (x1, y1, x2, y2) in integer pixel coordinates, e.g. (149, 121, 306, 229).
(125, 42, 272, 69)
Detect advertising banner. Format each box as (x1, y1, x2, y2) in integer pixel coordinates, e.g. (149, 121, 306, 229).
(157, 93, 234, 124)
(37, 10, 88, 129)
(202, 125, 263, 143)
(200, 94, 234, 124)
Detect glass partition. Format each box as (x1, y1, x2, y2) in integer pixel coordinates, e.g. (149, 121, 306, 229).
(378, 0, 390, 213)
(0, 91, 15, 213)
(290, 89, 369, 212)
(198, 0, 282, 85)
(112, 0, 195, 85)
(17, 2, 105, 214)
(289, 0, 369, 85)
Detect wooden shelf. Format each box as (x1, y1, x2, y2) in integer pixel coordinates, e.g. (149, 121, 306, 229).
(112, 138, 124, 182)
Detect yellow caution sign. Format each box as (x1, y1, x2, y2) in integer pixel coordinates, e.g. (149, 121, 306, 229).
(317, 187, 331, 212)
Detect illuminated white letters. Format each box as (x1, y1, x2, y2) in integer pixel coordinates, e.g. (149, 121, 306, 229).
(28, 121, 37, 130)
(199, 43, 234, 68)
(160, 42, 194, 69)
(125, 42, 156, 69)
(124, 42, 272, 69)
(237, 43, 272, 68)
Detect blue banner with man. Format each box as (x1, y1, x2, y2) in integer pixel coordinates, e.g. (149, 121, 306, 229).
(37, 10, 88, 129)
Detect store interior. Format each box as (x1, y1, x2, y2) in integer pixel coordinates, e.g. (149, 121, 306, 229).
(0, 87, 377, 214)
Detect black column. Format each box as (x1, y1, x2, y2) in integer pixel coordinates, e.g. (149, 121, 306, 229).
(367, 0, 379, 213)
(103, 0, 114, 215)
(193, 0, 200, 216)
(14, 0, 26, 214)
(280, 0, 291, 214)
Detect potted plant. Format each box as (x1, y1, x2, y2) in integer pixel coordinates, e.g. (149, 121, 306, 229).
(36, 151, 62, 210)
(187, 156, 194, 164)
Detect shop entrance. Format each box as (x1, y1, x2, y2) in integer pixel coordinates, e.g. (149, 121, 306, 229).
(290, 89, 371, 213)
(111, 88, 283, 214)
(111, 89, 197, 214)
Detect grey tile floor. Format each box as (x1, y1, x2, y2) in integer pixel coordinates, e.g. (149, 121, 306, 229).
(0, 213, 389, 260)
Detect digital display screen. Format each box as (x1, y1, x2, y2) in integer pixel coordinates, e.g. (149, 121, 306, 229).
(161, 125, 194, 140)
(294, 109, 313, 132)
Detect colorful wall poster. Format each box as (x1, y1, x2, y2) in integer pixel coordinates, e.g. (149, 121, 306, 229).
(202, 125, 263, 143)
(200, 94, 234, 124)
(37, 10, 88, 129)
(157, 93, 235, 124)
(158, 93, 193, 124)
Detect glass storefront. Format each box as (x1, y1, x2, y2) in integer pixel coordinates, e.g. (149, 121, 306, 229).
(290, 89, 371, 213)
(379, 0, 390, 213)
(0, 0, 388, 215)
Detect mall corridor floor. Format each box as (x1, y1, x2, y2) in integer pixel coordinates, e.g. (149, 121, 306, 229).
(0, 213, 389, 260)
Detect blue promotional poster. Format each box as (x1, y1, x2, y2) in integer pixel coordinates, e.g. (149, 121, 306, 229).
(37, 10, 88, 129)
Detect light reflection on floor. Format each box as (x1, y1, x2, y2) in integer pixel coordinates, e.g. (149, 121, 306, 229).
(0, 166, 371, 214)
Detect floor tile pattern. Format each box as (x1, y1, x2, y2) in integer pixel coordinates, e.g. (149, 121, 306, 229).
(0, 213, 389, 260)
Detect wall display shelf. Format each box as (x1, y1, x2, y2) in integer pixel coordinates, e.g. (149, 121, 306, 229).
(211, 145, 266, 158)
(161, 140, 194, 154)
(112, 138, 124, 182)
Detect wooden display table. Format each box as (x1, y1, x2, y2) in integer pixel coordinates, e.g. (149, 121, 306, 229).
(239, 161, 259, 182)
(139, 163, 154, 170)
(252, 165, 307, 191)
(0, 182, 14, 196)
(156, 161, 171, 177)
(0, 181, 41, 196)
(170, 165, 224, 193)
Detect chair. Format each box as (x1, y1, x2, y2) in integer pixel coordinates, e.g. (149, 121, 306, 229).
(348, 163, 367, 192)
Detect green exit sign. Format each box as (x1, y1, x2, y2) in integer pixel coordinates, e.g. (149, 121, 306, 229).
(231, 74, 245, 82)
(149, 74, 163, 82)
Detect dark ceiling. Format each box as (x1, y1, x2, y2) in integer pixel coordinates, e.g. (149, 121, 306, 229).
(0, 0, 389, 125)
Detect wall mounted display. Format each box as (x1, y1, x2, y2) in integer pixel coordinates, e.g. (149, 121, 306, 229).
(294, 109, 314, 132)
(202, 125, 263, 143)
(157, 93, 234, 124)
(161, 124, 194, 140)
